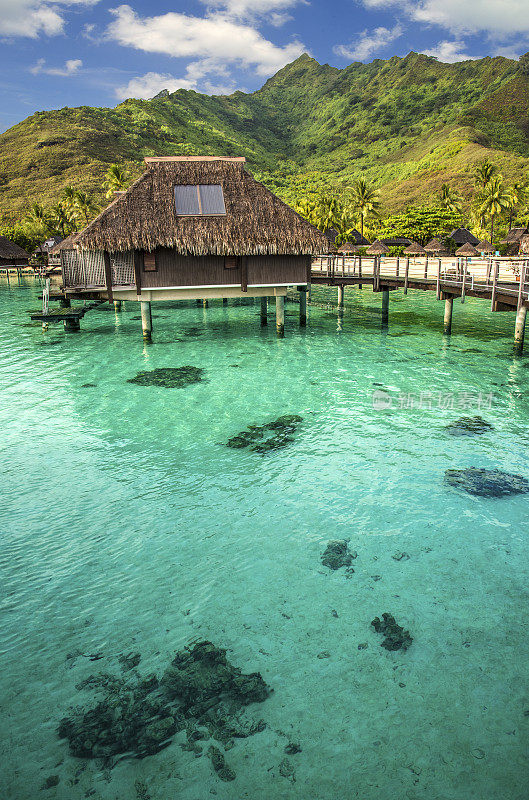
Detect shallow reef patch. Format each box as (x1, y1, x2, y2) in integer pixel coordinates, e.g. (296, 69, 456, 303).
(127, 367, 204, 388)
(445, 468, 529, 497)
(58, 641, 270, 778)
(446, 416, 494, 436)
(226, 414, 303, 454)
(371, 613, 412, 651)
(321, 540, 356, 570)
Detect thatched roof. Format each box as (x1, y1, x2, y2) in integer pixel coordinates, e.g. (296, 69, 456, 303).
(476, 239, 494, 253)
(0, 235, 30, 260)
(349, 228, 370, 246)
(448, 228, 479, 246)
(382, 236, 412, 247)
(52, 233, 77, 254)
(404, 242, 426, 255)
(425, 237, 446, 253)
(337, 241, 356, 253)
(501, 227, 529, 244)
(366, 239, 389, 255)
(324, 227, 339, 245)
(73, 157, 329, 256)
(455, 242, 479, 256)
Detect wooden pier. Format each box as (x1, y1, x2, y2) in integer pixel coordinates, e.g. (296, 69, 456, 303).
(311, 254, 529, 352)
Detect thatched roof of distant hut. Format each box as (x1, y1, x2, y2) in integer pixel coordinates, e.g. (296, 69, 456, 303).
(53, 233, 77, 253)
(324, 227, 339, 245)
(74, 157, 330, 256)
(448, 227, 479, 246)
(455, 242, 479, 256)
(0, 235, 30, 261)
(337, 241, 356, 253)
(381, 236, 412, 247)
(349, 228, 370, 246)
(476, 239, 494, 253)
(424, 237, 446, 253)
(404, 242, 426, 255)
(501, 227, 529, 244)
(366, 239, 389, 255)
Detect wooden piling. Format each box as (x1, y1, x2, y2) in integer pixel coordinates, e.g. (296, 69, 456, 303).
(443, 296, 453, 335)
(382, 288, 389, 324)
(276, 295, 285, 336)
(260, 296, 268, 326)
(337, 285, 345, 308)
(141, 301, 152, 341)
(514, 305, 527, 354)
(64, 317, 80, 332)
(114, 300, 122, 311)
(299, 289, 307, 326)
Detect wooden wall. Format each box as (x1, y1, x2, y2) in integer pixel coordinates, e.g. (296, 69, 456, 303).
(140, 249, 308, 289)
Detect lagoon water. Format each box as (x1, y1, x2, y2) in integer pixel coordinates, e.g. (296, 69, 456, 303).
(1, 279, 529, 800)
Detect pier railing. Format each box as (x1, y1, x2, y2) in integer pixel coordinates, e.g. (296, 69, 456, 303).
(312, 255, 529, 310)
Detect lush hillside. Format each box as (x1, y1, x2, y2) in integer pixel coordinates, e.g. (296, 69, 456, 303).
(1, 51, 529, 223)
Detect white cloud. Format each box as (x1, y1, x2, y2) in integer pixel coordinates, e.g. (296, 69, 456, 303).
(107, 5, 306, 77)
(420, 41, 479, 63)
(115, 71, 196, 100)
(0, 0, 98, 39)
(202, 0, 303, 22)
(360, 0, 529, 37)
(334, 24, 403, 61)
(30, 57, 83, 75)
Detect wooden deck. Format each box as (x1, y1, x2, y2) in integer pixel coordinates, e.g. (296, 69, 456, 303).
(311, 254, 529, 311)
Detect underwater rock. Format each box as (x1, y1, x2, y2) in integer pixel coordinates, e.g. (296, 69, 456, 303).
(445, 468, 529, 497)
(371, 613, 412, 651)
(321, 540, 355, 570)
(80, 383, 97, 389)
(226, 415, 303, 454)
(279, 758, 296, 780)
(119, 652, 141, 671)
(392, 552, 410, 561)
(58, 641, 270, 771)
(207, 745, 236, 781)
(285, 742, 302, 755)
(127, 367, 204, 388)
(41, 776, 59, 790)
(446, 416, 494, 436)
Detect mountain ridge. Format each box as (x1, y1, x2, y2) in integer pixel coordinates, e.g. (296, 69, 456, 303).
(1, 51, 528, 222)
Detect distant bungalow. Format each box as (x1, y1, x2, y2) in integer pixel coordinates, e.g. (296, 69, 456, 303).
(0, 235, 30, 268)
(60, 156, 328, 337)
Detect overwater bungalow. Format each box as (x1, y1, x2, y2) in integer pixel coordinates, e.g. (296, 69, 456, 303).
(425, 238, 449, 257)
(0, 235, 30, 268)
(59, 156, 328, 337)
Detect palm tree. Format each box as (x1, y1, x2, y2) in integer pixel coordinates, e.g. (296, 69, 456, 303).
(48, 202, 75, 238)
(316, 194, 343, 234)
(478, 177, 513, 243)
(439, 184, 463, 214)
(473, 160, 498, 190)
(26, 201, 49, 230)
(507, 181, 527, 230)
(103, 164, 131, 199)
(348, 178, 381, 239)
(295, 197, 320, 228)
(74, 191, 99, 224)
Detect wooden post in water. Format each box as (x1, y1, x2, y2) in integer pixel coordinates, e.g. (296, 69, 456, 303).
(42, 278, 50, 331)
(461, 259, 467, 304)
(260, 296, 268, 326)
(514, 305, 527, 354)
(299, 289, 307, 326)
(424, 255, 428, 280)
(358, 255, 362, 289)
(436, 258, 441, 300)
(141, 301, 152, 341)
(490, 260, 500, 311)
(276, 295, 285, 336)
(337, 285, 345, 308)
(64, 317, 80, 332)
(114, 300, 122, 311)
(381, 288, 389, 325)
(202, 299, 209, 308)
(223, 298, 228, 306)
(443, 296, 453, 335)
(404, 257, 410, 295)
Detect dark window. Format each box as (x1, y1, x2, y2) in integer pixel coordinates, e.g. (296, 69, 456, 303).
(143, 252, 157, 271)
(224, 256, 239, 270)
(174, 184, 226, 216)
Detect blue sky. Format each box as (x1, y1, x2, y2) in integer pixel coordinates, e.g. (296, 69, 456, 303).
(1, 0, 528, 132)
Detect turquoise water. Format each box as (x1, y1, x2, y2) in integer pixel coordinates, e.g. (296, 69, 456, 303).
(1, 279, 529, 800)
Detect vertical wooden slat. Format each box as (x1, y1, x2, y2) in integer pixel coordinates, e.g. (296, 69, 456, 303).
(241, 256, 248, 292)
(517, 260, 525, 312)
(461, 258, 467, 304)
(103, 251, 113, 303)
(424, 255, 428, 280)
(436, 257, 441, 300)
(396, 256, 400, 278)
(133, 250, 142, 296)
(404, 257, 409, 295)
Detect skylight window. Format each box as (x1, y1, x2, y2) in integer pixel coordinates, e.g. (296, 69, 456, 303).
(174, 184, 226, 216)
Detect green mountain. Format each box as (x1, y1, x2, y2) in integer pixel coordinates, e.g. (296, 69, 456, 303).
(1, 51, 529, 223)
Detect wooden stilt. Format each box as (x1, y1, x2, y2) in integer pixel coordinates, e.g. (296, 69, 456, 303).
(276, 295, 285, 336)
(64, 317, 80, 332)
(299, 289, 307, 326)
(514, 305, 527, 354)
(404, 257, 410, 295)
(337, 285, 345, 308)
(260, 296, 268, 326)
(202, 299, 209, 308)
(223, 298, 228, 306)
(381, 288, 389, 324)
(114, 300, 122, 311)
(141, 301, 152, 341)
(444, 296, 453, 335)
